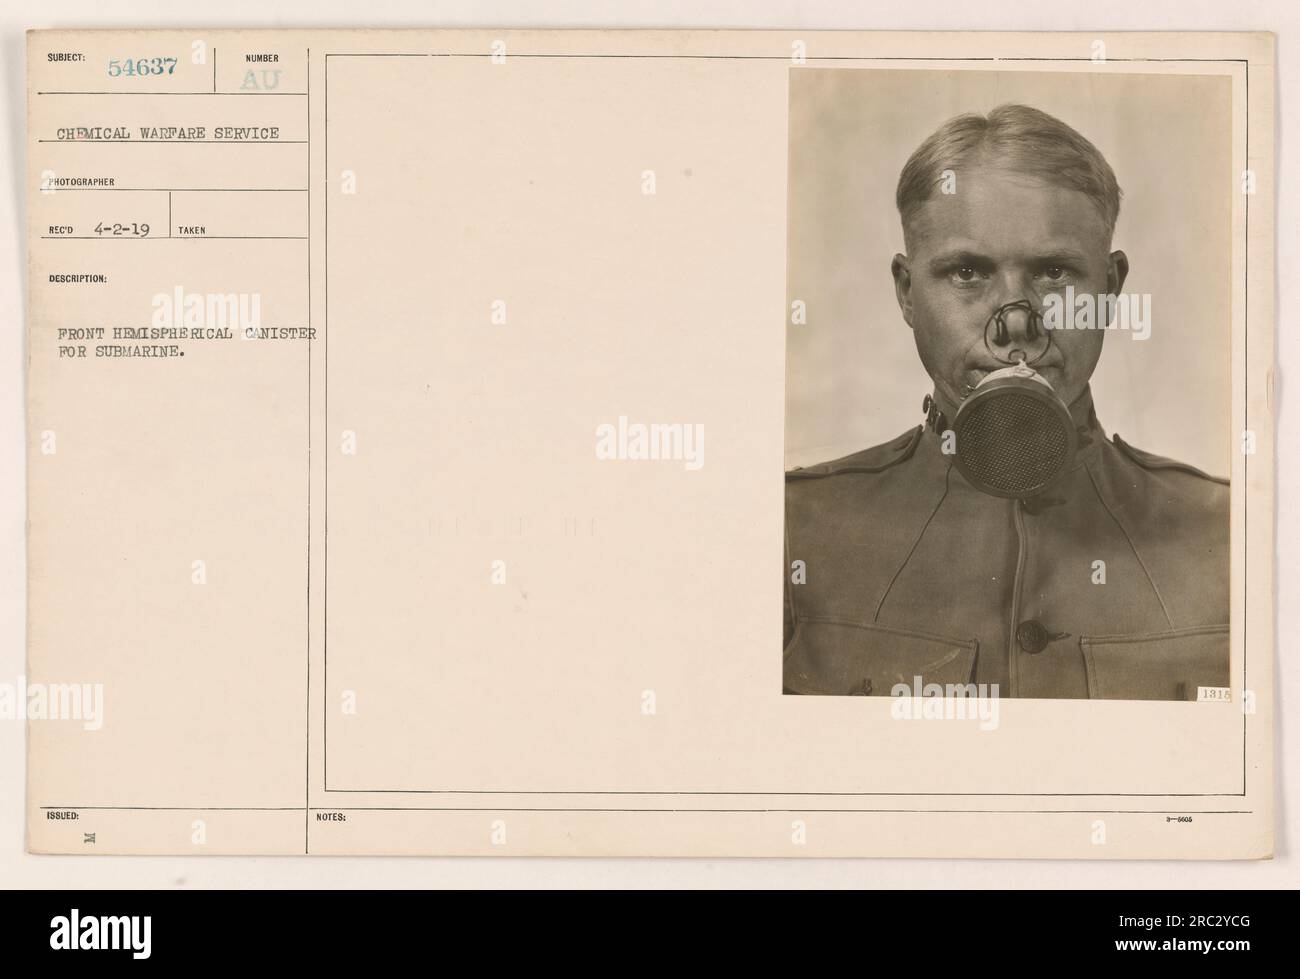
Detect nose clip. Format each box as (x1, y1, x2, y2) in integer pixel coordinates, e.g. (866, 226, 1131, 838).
(984, 299, 1050, 366)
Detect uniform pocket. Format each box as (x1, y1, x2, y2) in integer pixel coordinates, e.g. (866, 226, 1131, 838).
(783, 615, 978, 696)
(1079, 625, 1230, 701)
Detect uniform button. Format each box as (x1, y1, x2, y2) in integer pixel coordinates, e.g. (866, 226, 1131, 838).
(1016, 619, 1049, 654)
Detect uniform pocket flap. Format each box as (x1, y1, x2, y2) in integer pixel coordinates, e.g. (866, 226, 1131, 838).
(1080, 625, 1230, 701)
(784, 616, 978, 696)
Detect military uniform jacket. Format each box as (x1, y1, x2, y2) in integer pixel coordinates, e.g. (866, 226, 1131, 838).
(783, 390, 1230, 700)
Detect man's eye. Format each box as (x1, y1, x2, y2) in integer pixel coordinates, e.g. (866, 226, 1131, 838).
(951, 266, 980, 283)
(1042, 266, 1069, 282)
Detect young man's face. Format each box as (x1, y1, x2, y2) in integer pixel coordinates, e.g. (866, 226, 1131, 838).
(891, 165, 1128, 415)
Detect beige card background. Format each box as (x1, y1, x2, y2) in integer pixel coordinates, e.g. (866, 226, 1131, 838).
(21, 25, 1275, 862)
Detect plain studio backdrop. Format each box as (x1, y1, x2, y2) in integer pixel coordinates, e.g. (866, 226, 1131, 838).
(785, 68, 1233, 476)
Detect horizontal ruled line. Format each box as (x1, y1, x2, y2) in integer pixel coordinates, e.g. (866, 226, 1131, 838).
(323, 787, 1250, 797)
(45, 187, 308, 192)
(322, 53, 1248, 63)
(41, 235, 308, 240)
(40, 805, 1255, 815)
(37, 90, 308, 96)
(39, 139, 306, 144)
(41, 806, 302, 811)
(318, 808, 1255, 815)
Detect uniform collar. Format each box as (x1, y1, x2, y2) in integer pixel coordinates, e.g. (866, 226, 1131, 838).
(1065, 386, 1107, 468)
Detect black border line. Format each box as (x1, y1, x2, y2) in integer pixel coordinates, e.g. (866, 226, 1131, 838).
(1242, 62, 1250, 797)
(327, 806, 1253, 814)
(317, 52, 1251, 808)
(305, 46, 313, 855)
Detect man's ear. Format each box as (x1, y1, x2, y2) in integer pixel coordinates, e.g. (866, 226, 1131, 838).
(891, 253, 914, 328)
(1107, 249, 1129, 296)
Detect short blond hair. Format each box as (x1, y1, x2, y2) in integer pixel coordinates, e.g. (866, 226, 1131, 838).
(896, 103, 1122, 242)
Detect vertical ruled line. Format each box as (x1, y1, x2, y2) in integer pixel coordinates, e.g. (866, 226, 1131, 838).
(305, 46, 312, 855)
